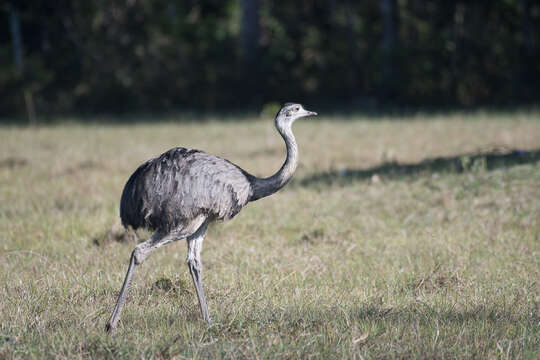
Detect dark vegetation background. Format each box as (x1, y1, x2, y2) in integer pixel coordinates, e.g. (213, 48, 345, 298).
(2, 0, 539, 119)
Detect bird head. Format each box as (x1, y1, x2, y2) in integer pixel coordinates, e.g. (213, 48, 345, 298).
(275, 103, 317, 129)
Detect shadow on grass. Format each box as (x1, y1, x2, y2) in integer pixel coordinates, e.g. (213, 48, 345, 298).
(299, 148, 540, 187)
(213, 303, 538, 336)
(348, 303, 537, 325)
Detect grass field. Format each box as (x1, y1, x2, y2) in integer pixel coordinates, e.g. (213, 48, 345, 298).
(1, 111, 539, 359)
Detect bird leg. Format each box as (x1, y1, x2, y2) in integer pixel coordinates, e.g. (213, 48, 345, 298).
(106, 232, 171, 333)
(186, 222, 211, 324)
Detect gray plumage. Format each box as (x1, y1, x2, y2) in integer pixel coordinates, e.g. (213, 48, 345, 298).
(105, 103, 317, 333)
(120, 148, 252, 233)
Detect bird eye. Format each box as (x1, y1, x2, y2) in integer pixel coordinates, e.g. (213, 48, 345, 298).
(295, 107, 299, 111)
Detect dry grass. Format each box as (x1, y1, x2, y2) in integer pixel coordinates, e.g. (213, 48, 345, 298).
(1, 111, 539, 359)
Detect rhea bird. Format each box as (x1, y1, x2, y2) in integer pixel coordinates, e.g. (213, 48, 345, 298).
(105, 103, 317, 332)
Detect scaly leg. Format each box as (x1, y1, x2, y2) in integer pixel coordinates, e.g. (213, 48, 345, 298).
(186, 221, 211, 324)
(106, 232, 173, 333)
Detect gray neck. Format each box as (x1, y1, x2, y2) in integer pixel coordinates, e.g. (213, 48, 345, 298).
(248, 122, 298, 202)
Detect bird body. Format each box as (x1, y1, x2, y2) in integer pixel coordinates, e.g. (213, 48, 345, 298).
(106, 103, 317, 333)
(120, 147, 252, 233)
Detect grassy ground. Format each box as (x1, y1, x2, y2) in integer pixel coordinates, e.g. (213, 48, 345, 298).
(1, 111, 539, 359)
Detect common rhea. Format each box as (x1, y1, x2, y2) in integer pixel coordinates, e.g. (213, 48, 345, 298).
(105, 103, 317, 332)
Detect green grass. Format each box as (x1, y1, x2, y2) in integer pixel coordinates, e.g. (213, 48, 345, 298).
(1, 112, 539, 359)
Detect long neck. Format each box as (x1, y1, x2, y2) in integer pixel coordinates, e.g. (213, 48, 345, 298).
(248, 122, 298, 201)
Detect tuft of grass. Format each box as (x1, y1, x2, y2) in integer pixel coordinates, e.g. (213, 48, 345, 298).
(1, 111, 539, 358)
(91, 222, 136, 247)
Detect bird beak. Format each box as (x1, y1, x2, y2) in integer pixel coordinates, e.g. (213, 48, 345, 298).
(303, 110, 318, 117)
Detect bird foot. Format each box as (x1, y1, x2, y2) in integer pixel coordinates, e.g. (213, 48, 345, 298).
(105, 322, 116, 334)
(207, 321, 220, 329)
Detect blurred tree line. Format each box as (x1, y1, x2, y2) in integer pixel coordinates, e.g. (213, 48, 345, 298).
(1, 0, 539, 118)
